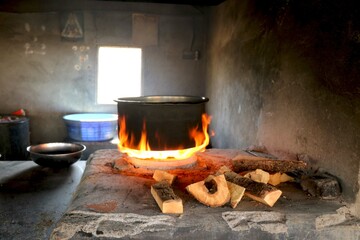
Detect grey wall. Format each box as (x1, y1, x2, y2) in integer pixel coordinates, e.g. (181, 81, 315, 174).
(0, 3, 206, 144)
(206, 0, 360, 207)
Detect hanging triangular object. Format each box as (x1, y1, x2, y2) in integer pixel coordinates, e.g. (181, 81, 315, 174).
(61, 13, 83, 39)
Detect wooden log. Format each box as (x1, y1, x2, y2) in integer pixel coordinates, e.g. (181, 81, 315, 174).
(151, 180, 183, 214)
(268, 172, 282, 186)
(244, 169, 270, 184)
(244, 169, 294, 186)
(224, 170, 282, 207)
(280, 173, 294, 183)
(227, 181, 245, 208)
(232, 154, 307, 173)
(186, 174, 230, 207)
(153, 170, 176, 185)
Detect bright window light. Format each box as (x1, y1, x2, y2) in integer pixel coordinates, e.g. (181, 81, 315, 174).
(97, 46, 142, 104)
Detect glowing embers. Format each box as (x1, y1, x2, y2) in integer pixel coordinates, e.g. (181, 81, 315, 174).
(118, 114, 211, 161)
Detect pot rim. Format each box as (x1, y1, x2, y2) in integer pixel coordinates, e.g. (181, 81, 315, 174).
(27, 142, 86, 156)
(63, 113, 118, 122)
(114, 95, 209, 104)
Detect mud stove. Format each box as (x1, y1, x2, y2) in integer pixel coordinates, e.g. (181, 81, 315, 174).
(51, 149, 360, 239)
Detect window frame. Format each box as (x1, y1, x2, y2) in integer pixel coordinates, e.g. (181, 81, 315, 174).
(96, 45, 143, 105)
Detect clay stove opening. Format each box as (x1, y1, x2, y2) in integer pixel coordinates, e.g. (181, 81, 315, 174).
(112, 95, 343, 208)
(111, 93, 356, 213)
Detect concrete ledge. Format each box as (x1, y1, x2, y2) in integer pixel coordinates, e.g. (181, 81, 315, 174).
(51, 149, 360, 239)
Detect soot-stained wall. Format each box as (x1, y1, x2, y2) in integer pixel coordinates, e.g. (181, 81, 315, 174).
(0, 3, 206, 144)
(206, 0, 360, 209)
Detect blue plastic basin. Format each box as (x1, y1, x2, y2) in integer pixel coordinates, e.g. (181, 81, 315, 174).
(63, 113, 118, 141)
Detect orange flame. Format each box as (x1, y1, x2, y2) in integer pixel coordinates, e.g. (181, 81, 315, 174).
(118, 114, 212, 160)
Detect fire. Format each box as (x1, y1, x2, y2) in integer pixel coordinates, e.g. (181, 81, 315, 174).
(118, 114, 212, 160)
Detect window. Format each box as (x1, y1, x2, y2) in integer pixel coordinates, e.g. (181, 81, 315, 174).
(97, 46, 142, 104)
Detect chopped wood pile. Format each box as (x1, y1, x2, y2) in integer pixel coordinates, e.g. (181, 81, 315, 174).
(220, 167, 283, 207)
(150, 153, 307, 214)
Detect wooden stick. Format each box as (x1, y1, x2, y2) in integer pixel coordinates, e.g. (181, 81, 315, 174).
(227, 181, 245, 208)
(224, 170, 282, 207)
(151, 180, 183, 214)
(244, 169, 270, 184)
(268, 172, 282, 186)
(153, 170, 176, 185)
(268, 172, 294, 186)
(232, 154, 307, 173)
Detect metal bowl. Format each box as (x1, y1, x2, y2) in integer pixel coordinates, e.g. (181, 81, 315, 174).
(27, 142, 86, 168)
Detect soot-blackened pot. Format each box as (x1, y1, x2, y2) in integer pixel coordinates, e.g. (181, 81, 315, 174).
(115, 95, 209, 150)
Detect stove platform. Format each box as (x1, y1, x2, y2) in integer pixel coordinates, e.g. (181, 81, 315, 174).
(51, 149, 360, 239)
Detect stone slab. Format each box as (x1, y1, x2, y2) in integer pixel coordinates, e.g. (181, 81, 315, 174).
(0, 161, 86, 240)
(51, 149, 360, 239)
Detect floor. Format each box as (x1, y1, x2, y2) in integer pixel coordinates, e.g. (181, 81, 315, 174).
(0, 160, 86, 240)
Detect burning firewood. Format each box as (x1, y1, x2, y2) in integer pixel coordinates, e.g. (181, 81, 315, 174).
(186, 174, 230, 207)
(151, 180, 183, 214)
(232, 154, 307, 173)
(221, 168, 282, 207)
(153, 170, 176, 185)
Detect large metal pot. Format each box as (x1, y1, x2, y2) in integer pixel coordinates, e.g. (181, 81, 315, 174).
(115, 95, 209, 150)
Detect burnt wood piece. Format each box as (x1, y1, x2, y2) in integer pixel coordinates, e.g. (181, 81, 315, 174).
(300, 174, 341, 200)
(151, 180, 183, 214)
(232, 155, 307, 173)
(224, 170, 282, 207)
